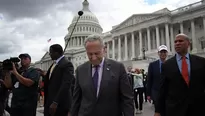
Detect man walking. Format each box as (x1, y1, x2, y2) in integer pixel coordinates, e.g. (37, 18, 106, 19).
(71, 34, 134, 116)
(147, 45, 168, 107)
(154, 34, 205, 116)
(43, 44, 74, 116)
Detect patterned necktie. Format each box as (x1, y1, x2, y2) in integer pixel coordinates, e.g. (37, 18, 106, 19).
(93, 65, 99, 93)
(181, 56, 189, 85)
(49, 63, 56, 79)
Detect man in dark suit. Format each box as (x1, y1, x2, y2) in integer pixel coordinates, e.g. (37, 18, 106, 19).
(154, 34, 205, 116)
(147, 45, 168, 107)
(71, 34, 134, 116)
(43, 44, 74, 116)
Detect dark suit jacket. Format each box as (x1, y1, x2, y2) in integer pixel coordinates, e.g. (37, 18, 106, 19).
(155, 55, 205, 116)
(147, 60, 161, 101)
(44, 57, 74, 116)
(71, 58, 134, 116)
(127, 72, 134, 90)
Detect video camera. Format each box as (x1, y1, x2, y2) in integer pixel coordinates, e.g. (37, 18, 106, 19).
(2, 57, 20, 71)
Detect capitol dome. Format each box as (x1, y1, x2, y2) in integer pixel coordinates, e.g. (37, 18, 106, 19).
(64, 0, 103, 50)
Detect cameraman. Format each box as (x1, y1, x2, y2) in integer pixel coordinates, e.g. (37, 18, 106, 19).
(2, 53, 40, 116)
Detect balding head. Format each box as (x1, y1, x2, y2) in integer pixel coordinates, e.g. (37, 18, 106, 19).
(174, 33, 190, 56)
(175, 33, 190, 41)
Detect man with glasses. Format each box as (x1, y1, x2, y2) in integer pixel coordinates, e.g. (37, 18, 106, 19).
(147, 45, 168, 111)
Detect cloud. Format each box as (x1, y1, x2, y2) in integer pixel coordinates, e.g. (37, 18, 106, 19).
(0, 0, 80, 20)
(0, 0, 200, 62)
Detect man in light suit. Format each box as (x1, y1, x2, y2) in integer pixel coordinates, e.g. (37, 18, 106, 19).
(71, 34, 134, 116)
(43, 44, 74, 116)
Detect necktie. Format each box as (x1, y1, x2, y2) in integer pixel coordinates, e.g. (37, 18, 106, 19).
(93, 65, 99, 93)
(181, 56, 189, 85)
(160, 63, 162, 73)
(49, 63, 56, 79)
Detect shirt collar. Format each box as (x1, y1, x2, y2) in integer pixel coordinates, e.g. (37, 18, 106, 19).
(55, 55, 64, 64)
(159, 59, 163, 64)
(176, 53, 189, 61)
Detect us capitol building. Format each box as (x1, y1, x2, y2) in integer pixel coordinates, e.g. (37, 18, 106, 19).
(34, 0, 205, 71)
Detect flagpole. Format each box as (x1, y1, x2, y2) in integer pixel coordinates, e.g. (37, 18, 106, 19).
(63, 11, 83, 53)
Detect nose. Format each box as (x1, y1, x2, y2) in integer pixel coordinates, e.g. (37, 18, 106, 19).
(91, 55, 97, 60)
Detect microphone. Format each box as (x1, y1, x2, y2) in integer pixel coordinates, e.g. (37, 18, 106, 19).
(78, 11, 83, 16)
(63, 11, 84, 53)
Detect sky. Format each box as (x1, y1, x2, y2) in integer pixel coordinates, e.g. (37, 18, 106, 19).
(0, 0, 200, 63)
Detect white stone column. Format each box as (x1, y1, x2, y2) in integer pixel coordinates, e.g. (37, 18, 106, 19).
(147, 27, 151, 52)
(165, 24, 170, 51)
(191, 19, 197, 53)
(112, 39, 115, 59)
(139, 30, 143, 58)
(107, 42, 110, 58)
(170, 25, 175, 53)
(131, 32, 135, 59)
(81, 37, 83, 46)
(78, 37, 80, 46)
(203, 17, 205, 38)
(75, 38, 77, 46)
(152, 31, 156, 49)
(180, 21, 184, 33)
(156, 25, 160, 48)
(124, 34, 128, 60)
(160, 28, 165, 45)
(118, 36, 121, 61)
(72, 38, 75, 47)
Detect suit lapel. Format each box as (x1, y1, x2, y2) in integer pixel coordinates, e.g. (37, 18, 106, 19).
(98, 59, 112, 99)
(189, 55, 194, 85)
(156, 60, 160, 76)
(49, 57, 65, 80)
(172, 55, 189, 87)
(86, 62, 97, 98)
(172, 56, 182, 76)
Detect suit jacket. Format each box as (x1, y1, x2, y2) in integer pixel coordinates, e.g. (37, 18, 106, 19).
(147, 60, 161, 101)
(44, 57, 74, 116)
(127, 72, 134, 90)
(71, 58, 134, 116)
(155, 55, 205, 116)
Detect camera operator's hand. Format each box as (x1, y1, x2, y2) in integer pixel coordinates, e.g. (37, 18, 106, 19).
(36, 68, 46, 76)
(10, 63, 18, 75)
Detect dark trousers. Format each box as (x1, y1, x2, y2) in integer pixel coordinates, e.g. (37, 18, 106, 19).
(134, 88, 144, 110)
(143, 83, 147, 102)
(44, 107, 68, 116)
(10, 107, 37, 116)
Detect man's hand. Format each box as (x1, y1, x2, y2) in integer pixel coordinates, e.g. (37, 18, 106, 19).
(154, 112, 161, 116)
(0, 79, 5, 85)
(10, 63, 18, 75)
(147, 96, 152, 103)
(36, 68, 46, 76)
(49, 102, 58, 116)
(67, 112, 71, 116)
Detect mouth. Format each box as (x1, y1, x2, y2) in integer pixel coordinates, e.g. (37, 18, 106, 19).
(175, 47, 181, 49)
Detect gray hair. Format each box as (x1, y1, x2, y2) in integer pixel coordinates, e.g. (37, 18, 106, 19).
(84, 34, 104, 47)
(175, 33, 190, 41)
